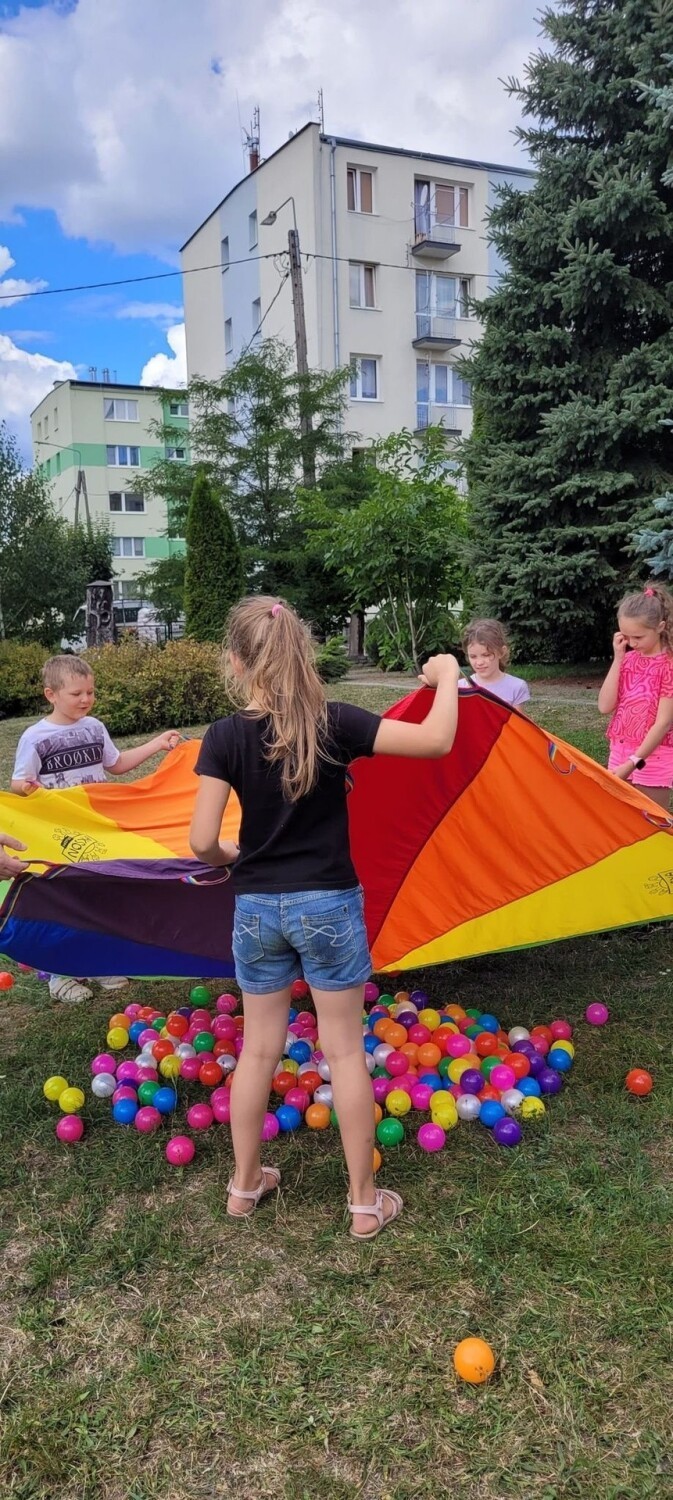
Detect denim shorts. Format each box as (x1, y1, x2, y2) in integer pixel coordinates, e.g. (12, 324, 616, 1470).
(232, 886, 372, 994)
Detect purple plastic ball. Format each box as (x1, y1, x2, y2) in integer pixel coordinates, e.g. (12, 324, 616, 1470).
(37, 971, 51, 982)
(493, 1117, 522, 1147)
(460, 1068, 484, 1095)
(410, 990, 428, 1008)
(538, 1066, 563, 1095)
(528, 1052, 545, 1078)
(397, 1011, 418, 1030)
(512, 1039, 537, 1058)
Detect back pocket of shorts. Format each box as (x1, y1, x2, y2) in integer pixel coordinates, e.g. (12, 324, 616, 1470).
(300, 905, 354, 965)
(233, 912, 264, 965)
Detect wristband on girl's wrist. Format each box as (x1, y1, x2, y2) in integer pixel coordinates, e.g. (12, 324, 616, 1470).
(628, 754, 647, 770)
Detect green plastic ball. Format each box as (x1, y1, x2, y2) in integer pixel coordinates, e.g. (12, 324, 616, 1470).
(190, 985, 211, 1006)
(378, 994, 394, 1009)
(481, 1055, 500, 1079)
(138, 1081, 159, 1106)
(466, 1008, 481, 1020)
(376, 1117, 405, 1147)
(372, 1066, 389, 1079)
(438, 1057, 452, 1078)
(193, 1030, 215, 1053)
(151, 1017, 167, 1033)
(330, 1107, 339, 1128)
(465, 1024, 481, 1040)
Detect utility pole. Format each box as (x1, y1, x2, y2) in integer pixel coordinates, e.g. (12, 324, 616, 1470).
(73, 468, 93, 536)
(287, 227, 315, 490)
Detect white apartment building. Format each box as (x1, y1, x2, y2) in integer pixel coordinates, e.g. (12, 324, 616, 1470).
(181, 122, 534, 444)
(31, 380, 187, 598)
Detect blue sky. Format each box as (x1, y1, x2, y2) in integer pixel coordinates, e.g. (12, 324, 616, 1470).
(0, 0, 538, 454)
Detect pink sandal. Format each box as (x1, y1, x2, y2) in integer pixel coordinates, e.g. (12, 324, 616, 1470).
(226, 1166, 281, 1218)
(348, 1188, 404, 1240)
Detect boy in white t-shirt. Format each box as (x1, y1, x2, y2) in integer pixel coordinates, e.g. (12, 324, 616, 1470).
(12, 654, 179, 1004)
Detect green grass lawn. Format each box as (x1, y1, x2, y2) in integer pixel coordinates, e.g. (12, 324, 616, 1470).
(1, 685, 671, 1499)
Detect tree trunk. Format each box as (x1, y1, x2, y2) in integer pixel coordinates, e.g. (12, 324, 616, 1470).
(0, 581, 5, 641)
(347, 610, 364, 657)
(86, 581, 115, 648)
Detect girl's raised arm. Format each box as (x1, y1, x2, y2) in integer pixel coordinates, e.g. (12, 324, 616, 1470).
(373, 655, 461, 759)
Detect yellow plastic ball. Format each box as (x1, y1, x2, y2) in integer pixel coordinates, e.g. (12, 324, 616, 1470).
(418, 1008, 441, 1032)
(447, 1056, 474, 1084)
(159, 1055, 181, 1080)
(59, 1086, 85, 1114)
(552, 1040, 575, 1058)
(520, 1096, 546, 1119)
(431, 1096, 458, 1130)
(283, 1058, 300, 1076)
(106, 1026, 129, 1051)
(386, 1088, 412, 1118)
(44, 1075, 69, 1102)
(437, 1020, 459, 1035)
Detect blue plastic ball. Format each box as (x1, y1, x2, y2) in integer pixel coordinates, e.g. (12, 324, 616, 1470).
(153, 1087, 178, 1114)
(548, 1047, 573, 1072)
(364, 1034, 379, 1055)
(113, 1098, 138, 1125)
(288, 1008, 298, 1023)
(518, 1077, 542, 1098)
(419, 1072, 442, 1090)
(276, 1104, 302, 1132)
(129, 1021, 145, 1044)
(480, 1100, 506, 1128)
(478, 1013, 500, 1034)
(288, 1040, 311, 1065)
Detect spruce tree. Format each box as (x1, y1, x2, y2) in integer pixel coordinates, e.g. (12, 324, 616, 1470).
(184, 469, 245, 641)
(464, 0, 673, 661)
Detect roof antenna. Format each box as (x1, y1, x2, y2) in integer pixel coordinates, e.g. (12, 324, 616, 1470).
(244, 105, 260, 173)
(318, 87, 325, 132)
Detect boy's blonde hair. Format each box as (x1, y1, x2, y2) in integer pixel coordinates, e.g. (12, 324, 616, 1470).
(618, 584, 673, 653)
(42, 655, 94, 692)
(462, 618, 510, 669)
(224, 596, 327, 802)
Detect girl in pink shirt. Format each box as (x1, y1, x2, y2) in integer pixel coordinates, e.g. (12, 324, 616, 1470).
(598, 584, 673, 811)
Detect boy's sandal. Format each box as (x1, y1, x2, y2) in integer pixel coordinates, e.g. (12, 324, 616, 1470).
(226, 1166, 281, 1218)
(348, 1188, 403, 1241)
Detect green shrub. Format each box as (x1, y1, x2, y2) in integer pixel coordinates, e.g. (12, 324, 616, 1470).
(315, 637, 350, 682)
(365, 607, 460, 671)
(0, 641, 49, 717)
(85, 639, 232, 735)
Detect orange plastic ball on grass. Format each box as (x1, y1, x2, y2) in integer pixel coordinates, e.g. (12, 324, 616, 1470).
(453, 1337, 495, 1385)
(373, 1148, 382, 1173)
(305, 1103, 331, 1130)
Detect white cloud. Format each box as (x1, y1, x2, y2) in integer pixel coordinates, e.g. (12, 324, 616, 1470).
(0, 333, 76, 458)
(0, 0, 539, 256)
(140, 323, 187, 388)
(0, 244, 46, 305)
(116, 301, 184, 324)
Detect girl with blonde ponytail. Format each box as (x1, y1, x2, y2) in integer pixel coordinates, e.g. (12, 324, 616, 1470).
(598, 583, 673, 811)
(191, 595, 461, 1240)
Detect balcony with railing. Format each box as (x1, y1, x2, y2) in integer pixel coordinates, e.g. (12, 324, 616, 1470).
(415, 403, 462, 436)
(412, 215, 462, 260)
(412, 313, 462, 351)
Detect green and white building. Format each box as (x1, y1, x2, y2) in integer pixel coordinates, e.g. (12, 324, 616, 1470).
(30, 379, 187, 599)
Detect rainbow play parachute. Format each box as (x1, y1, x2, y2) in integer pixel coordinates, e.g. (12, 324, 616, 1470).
(0, 688, 671, 978)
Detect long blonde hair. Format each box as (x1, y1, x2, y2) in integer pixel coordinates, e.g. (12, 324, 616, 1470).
(224, 596, 328, 802)
(618, 583, 673, 653)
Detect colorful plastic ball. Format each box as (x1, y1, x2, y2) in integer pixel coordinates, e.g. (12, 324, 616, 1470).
(186, 1102, 214, 1131)
(508, 1026, 530, 1045)
(531, 1035, 550, 1056)
(91, 1052, 117, 1076)
(457, 1094, 481, 1121)
(166, 1013, 188, 1039)
(153, 1087, 178, 1115)
(113, 1098, 139, 1125)
(520, 1096, 546, 1119)
(384, 1050, 407, 1078)
(18, 963, 32, 973)
(282, 1058, 300, 1077)
(548, 1047, 573, 1072)
(150, 1016, 168, 1034)
(445, 1034, 471, 1060)
(135, 1105, 161, 1133)
(477, 1013, 499, 1034)
(112, 1085, 137, 1104)
(179, 1056, 202, 1082)
(44, 1074, 69, 1101)
(550, 1020, 573, 1041)
(106, 1027, 129, 1051)
(306, 1102, 331, 1130)
(193, 1030, 215, 1054)
(285, 1087, 310, 1115)
(518, 1077, 541, 1098)
(175, 1043, 196, 1061)
(500, 1087, 524, 1114)
(586, 1002, 609, 1026)
(58, 1086, 85, 1114)
(625, 1068, 653, 1096)
(372, 1043, 394, 1068)
(138, 1080, 160, 1106)
(372, 1147, 382, 1173)
(288, 1040, 312, 1066)
(159, 1055, 182, 1081)
(0, 971, 14, 990)
(37, 971, 51, 982)
(552, 1040, 575, 1058)
(116, 1061, 139, 1084)
(459, 1068, 484, 1095)
(538, 1067, 563, 1095)
(376, 1117, 405, 1147)
(528, 1053, 545, 1079)
(317, 1059, 332, 1082)
(474, 1032, 499, 1059)
(501, 1051, 531, 1082)
(364, 981, 380, 1005)
(386, 1088, 412, 1118)
(493, 1116, 522, 1147)
(290, 978, 310, 1001)
(199, 1061, 224, 1088)
(128, 1021, 145, 1045)
(216, 992, 238, 1014)
(479, 1100, 506, 1128)
(261, 1111, 280, 1141)
(490, 1063, 516, 1092)
(410, 1083, 433, 1111)
(314, 1083, 333, 1106)
(418, 1122, 446, 1152)
(166, 1135, 195, 1165)
(56, 1114, 84, 1143)
(189, 985, 212, 1006)
(419, 1071, 442, 1091)
(91, 1072, 116, 1099)
(276, 1103, 302, 1132)
(453, 1337, 495, 1384)
(211, 1090, 231, 1123)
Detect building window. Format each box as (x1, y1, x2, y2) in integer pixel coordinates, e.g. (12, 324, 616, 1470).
(349, 356, 379, 401)
(55, 453, 61, 475)
(415, 271, 472, 325)
(347, 167, 374, 214)
(44, 457, 50, 476)
(225, 318, 233, 355)
(166, 446, 186, 461)
(44, 415, 49, 438)
(168, 400, 189, 417)
(416, 360, 471, 427)
(104, 398, 139, 421)
(111, 536, 146, 558)
(252, 298, 261, 336)
(249, 211, 258, 249)
(221, 236, 229, 271)
(37, 422, 42, 440)
(54, 407, 58, 431)
(109, 492, 145, 513)
(349, 263, 376, 309)
(414, 179, 469, 240)
(107, 445, 140, 466)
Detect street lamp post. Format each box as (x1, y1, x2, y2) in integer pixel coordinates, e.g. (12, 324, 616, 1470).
(261, 196, 315, 488)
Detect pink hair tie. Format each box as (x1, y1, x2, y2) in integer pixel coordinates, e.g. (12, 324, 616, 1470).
(271, 603, 284, 617)
(644, 587, 655, 597)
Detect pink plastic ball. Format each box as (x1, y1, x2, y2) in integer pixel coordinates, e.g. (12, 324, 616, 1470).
(531, 1035, 549, 1055)
(417, 1122, 446, 1152)
(180, 1056, 202, 1082)
(135, 1106, 161, 1133)
(550, 1020, 573, 1041)
(448, 1083, 462, 1099)
(136, 1065, 159, 1083)
(138, 1028, 158, 1049)
(91, 1052, 117, 1076)
(56, 1115, 84, 1143)
(410, 1084, 433, 1111)
(124, 1003, 142, 1019)
(234, 1037, 244, 1056)
(284, 1087, 310, 1115)
(372, 1077, 389, 1105)
(295, 1010, 314, 1028)
(116, 1061, 140, 1084)
(385, 1050, 408, 1077)
(186, 1103, 213, 1131)
(394, 1073, 417, 1095)
(364, 982, 380, 1004)
(165, 1135, 195, 1165)
(112, 1085, 138, 1104)
(586, 1002, 609, 1026)
(216, 992, 238, 1014)
(211, 1091, 231, 1124)
(446, 1034, 471, 1058)
(261, 1111, 280, 1141)
(490, 1064, 516, 1092)
(212, 1015, 237, 1041)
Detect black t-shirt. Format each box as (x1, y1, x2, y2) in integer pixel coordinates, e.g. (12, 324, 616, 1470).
(195, 702, 380, 893)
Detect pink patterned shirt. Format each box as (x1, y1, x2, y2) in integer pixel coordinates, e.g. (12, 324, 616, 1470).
(608, 651, 673, 748)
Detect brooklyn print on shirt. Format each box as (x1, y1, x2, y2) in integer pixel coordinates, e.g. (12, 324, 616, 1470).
(12, 717, 119, 789)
